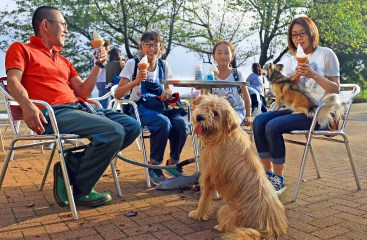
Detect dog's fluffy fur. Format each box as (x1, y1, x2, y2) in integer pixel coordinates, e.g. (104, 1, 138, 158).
(189, 95, 288, 240)
(263, 63, 342, 128)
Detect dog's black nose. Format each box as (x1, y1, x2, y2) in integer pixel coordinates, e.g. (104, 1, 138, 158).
(196, 114, 205, 122)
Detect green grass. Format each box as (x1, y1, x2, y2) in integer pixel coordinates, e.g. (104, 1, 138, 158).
(355, 88, 367, 103)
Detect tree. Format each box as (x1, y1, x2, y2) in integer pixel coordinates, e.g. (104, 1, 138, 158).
(0, 0, 187, 77)
(308, 0, 367, 84)
(175, 0, 254, 66)
(230, 0, 305, 66)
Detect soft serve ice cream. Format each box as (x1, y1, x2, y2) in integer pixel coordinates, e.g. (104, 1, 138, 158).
(91, 30, 104, 49)
(138, 55, 150, 70)
(296, 43, 308, 63)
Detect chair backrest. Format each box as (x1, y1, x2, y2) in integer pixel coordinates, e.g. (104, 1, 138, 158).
(247, 86, 262, 116)
(338, 84, 360, 131)
(0, 77, 26, 135)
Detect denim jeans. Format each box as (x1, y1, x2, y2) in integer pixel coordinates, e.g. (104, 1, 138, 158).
(42, 103, 140, 198)
(96, 82, 109, 108)
(135, 103, 189, 165)
(253, 109, 320, 164)
(250, 94, 268, 113)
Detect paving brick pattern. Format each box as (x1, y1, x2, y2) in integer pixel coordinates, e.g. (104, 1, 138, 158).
(1, 103, 367, 239)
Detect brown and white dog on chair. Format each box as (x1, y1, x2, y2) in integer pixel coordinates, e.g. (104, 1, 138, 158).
(189, 95, 288, 240)
(263, 63, 342, 128)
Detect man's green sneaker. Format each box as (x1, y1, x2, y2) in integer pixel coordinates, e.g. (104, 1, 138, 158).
(53, 162, 69, 207)
(75, 189, 112, 207)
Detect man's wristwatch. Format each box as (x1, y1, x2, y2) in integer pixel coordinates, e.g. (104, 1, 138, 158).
(95, 62, 105, 69)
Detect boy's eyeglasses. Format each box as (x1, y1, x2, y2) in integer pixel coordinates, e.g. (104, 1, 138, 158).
(291, 31, 308, 39)
(142, 42, 161, 49)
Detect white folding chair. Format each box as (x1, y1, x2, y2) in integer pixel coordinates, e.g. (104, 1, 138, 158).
(110, 86, 200, 188)
(284, 84, 361, 202)
(0, 77, 122, 220)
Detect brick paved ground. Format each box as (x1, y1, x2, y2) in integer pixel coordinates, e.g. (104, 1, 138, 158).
(0, 103, 366, 240)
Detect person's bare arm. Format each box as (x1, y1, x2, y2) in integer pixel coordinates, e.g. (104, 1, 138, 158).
(69, 47, 108, 99)
(296, 62, 340, 93)
(240, 86, 253, 126)
(114, 70, 147, 99)
(6, 69, 47, 133)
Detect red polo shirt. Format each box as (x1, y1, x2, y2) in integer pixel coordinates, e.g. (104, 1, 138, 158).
(5, 36, 80, 105)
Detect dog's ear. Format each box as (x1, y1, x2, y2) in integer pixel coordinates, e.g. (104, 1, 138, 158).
(192, 95, 206, 107)
(275, 64, 284, 71)
(223, 106, 238, 135)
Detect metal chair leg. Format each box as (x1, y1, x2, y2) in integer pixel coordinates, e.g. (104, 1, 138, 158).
(0, 126, 5, 152)
(57, 141, 78, 220)
(110, 160, 122, 197)
(292, 138, 311, 202)
(309, 144, 321, 178)
(39, 143, 57, 191)
(135, 138, 141, 150)
(140, 133, 151, 188)
(0, 139, 17, 189)
(140, 130, 151, 188)
(342, 133, 361, 190)
(191, 133, 200, 173)
(9, 121, 21, 161)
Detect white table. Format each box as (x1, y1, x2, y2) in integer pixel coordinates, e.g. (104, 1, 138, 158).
(165, 79, 249, 89)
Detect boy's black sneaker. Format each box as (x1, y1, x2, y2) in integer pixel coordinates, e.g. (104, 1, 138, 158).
(148, 168, 167, 186)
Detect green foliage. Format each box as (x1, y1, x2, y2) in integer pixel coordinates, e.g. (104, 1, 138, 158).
(1, 0, 366, 85)
(308, 0, 367, 84)
(229, 0, 306, 66)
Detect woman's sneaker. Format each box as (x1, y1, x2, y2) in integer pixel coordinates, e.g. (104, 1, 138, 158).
(164, 160, 186, 177)
(270, 175, 286, 196)
(148, 168, 167, 185)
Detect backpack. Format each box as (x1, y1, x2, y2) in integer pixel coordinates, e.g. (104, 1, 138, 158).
(232, 68, 242, 95)
(122, 58, 166, 100)
(132, 58, 166, 82)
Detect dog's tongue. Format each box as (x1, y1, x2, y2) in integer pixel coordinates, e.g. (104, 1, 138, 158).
(194, 124, 203, 135)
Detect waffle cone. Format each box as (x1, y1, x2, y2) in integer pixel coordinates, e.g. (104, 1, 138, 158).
(138, 62, 150, 70)
(91, 40, 105, 48)
(296, 55, 308, 63)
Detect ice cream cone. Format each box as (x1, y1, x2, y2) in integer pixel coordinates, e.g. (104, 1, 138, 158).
(91, 40, 104, 49)
(213, 70, 219, 77)
(296, 43, 308, 63)
(138, 62, 150, 70)
(296, 55, 308, 63)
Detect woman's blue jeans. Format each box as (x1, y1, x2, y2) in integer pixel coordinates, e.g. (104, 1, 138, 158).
(253, 109, 320, 164)
(136, 103, 189, 165)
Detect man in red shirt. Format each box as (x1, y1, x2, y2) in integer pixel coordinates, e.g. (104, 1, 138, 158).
(5, 6, 140, 207)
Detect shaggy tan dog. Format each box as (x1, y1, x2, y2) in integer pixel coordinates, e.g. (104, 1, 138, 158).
(189, 95, 288, 240)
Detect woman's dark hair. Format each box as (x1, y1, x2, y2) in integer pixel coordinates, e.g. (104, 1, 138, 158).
(103, 40, 111, 48)
(109, 48, 121, 61)
(252, 63, 261, 74)
(287, 16, 319, 53)
(140, 31, 164, 44)
(32, 6, 59, 36)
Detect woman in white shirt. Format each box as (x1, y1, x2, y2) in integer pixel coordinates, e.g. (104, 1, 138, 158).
(253, 16, 340, 195)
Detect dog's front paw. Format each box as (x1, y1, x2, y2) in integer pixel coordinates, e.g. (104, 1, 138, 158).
(214, 224, 224, 232)
(188, 210, 208, 220)
(271, 102, 281, 111)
